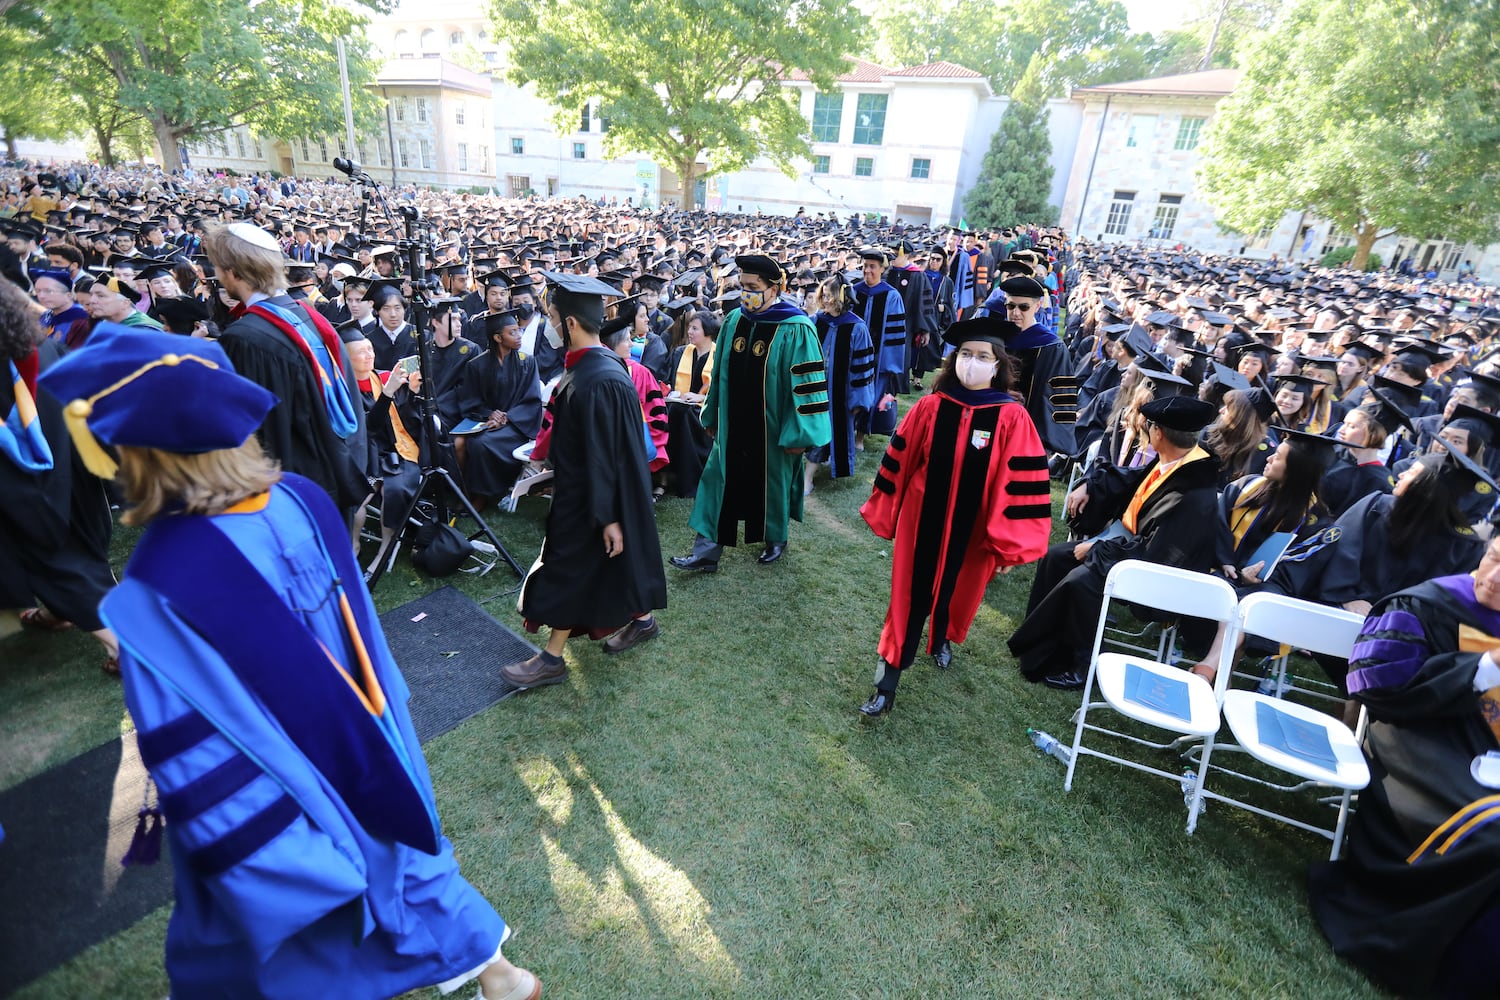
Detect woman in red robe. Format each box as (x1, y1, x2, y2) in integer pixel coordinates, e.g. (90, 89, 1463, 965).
(858, 316, 1053, 716)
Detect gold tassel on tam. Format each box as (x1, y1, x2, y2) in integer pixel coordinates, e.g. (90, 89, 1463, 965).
(64, 398, 118, 479)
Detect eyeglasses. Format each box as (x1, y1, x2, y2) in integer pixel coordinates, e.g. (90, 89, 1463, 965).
(1004, 302, 1035, 312)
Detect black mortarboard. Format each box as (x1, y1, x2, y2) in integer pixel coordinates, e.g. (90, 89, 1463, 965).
(543, 270, 619, 328)
(1424, 433, 1498, 499)
(1342, 342, 1384, 363)
(1363, 389, 1416, 435)
(1119, 325, 1157, 359)
(735, 254, 785, 284)
(1274, 427, 1340, 454)
(998, 275, 1046, 299)
(1445, 404, 1500, 449)
(942, 315, 1022, 351)
(1140, 394, 1218, 432)
(153, 295, 210, 332)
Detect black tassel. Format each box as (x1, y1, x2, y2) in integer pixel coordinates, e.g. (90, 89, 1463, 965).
(121, 779, 164, 867)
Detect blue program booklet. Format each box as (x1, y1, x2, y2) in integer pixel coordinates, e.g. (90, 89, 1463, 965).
(448, 418, 488, 436)
(1124, 661, 1191, 721)
(1242, 531, 1296, 578)
(1089, 520, 1131, 544)
(1255, 699, 1338, 768)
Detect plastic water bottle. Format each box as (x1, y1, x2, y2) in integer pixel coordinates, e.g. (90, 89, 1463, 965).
(1180, 768, 1205, 812)
(1028, 728, 1071, 765)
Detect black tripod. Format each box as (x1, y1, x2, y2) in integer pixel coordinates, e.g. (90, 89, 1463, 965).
(340, 170, 523, 587)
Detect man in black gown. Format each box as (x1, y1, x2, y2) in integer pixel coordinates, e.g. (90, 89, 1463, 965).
(501, 273, 667, 688)
(454, 310, 542, 503)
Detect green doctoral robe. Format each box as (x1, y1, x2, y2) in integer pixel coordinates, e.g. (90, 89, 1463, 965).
(690, 302, 832, 546)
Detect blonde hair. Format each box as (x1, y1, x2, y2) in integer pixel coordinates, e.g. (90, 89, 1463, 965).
(117, 438, 282, 526)
(202, 224, 285, 295)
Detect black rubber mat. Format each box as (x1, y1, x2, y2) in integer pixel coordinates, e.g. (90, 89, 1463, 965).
(0, 586, 533, 995)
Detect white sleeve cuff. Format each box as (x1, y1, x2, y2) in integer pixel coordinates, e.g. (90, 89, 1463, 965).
(1475, 652, 1500, 693)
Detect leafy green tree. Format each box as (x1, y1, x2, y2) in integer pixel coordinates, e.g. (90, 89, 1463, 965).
(8, 0, 386, 171)
(489, 0, 866, 207)
(0, 19, 76, 157)
(963, 73, 1056, 228)
(1198, 0, 1500, 268)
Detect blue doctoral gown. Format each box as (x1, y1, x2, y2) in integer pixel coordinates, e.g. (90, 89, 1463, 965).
(812, 310, 877, 478)
(100, 478, 505, 999)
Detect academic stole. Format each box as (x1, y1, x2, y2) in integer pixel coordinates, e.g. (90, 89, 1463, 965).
(1121, 448, 1209, 534)
(369, 379, 419, 463)
(0, 354, 53, 473)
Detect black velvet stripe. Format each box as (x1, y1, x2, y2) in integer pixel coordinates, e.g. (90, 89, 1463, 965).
(794, 379, 829, 396)
(829, 320, 854, 477)
(1008, 453, 1049, 471)
(931, 403, 1002, 644)
(1006, 479, 1052, 495)
(1004, 503, 1052, 519)
(791, 360, 822, 375)
(891, 432, 907, 450)
(873, 472, 896, 494)
(881, 453, 900, 474)
(1053, 413, 1078, 424)
(797, 401, 830, 415)
(903, 397, 962, 665)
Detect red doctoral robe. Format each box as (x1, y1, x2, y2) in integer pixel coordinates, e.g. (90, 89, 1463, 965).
(861, 386, 1052, 668)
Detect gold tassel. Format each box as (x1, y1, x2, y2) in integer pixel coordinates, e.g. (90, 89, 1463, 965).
(64, 399, 118, 479)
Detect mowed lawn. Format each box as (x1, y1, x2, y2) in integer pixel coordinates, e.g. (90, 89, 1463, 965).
(0, 440, 1385, 999)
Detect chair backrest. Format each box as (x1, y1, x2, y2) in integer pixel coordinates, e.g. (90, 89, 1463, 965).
(1102, 559, 1239, 623)
(1235, 592, 1364, 660)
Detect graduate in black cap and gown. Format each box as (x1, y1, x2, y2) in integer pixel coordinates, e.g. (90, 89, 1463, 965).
(456, 310, 543, 502)
(991, 274, 1078, 456)
(1319, 390, 1405, 519)
(502, 272, 667, 689)
(1010, 394, 1223, 689)
(857, 317, 1052, 716)
(423, 298, 481, 429)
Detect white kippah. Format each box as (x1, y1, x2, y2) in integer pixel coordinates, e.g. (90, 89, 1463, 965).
(226, 222, 281, 253)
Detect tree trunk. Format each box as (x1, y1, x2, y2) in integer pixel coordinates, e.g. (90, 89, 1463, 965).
(1350, 223, 1380, 270)
(1, 129, 15, 159)
(675, 158, 698, 210)
(149, 114, 182, 172)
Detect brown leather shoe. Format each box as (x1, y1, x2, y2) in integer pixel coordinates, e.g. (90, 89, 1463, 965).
(500, 652, 568, 688)
(603, 617, 660, 655)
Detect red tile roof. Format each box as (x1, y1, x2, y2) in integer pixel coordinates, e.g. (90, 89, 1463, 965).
(782, 58, 890, 84)
(887, 61, 985, 80)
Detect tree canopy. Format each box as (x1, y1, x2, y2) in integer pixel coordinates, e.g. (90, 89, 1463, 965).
(3, 0, 387, 170)
(1197, 0, 1500, 267)
(488, 0, 866, 207)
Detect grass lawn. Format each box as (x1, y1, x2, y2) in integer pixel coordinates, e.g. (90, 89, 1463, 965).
(0, 441, 1386, 999)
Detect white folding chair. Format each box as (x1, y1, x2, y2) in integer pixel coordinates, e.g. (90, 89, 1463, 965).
(1194, 593, 1369, 859)
(1065, 560, 1241, 833)
(1063, 437, 1101, 500)
(500, 440, 552, 513)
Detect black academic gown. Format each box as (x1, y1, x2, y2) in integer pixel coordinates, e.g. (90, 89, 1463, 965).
(1266, 492, 1484, 611)
(1004, 323, 1078, 456)
(1318, 448, 1395, 520)
(369, 322, 422, 374)
(1009, 450, 1222, 680)
(1309, 576, 1500, 997)
(456, 349, 543, 497)
(427, 336, 481, 429)
(664, 344, 714, 498)
(635, 332, 670, 384)
(885, 264, 936, 364)
(518, 348, 667, 632)
(0, 341, 115, 630)
(218, 301, 368, 509)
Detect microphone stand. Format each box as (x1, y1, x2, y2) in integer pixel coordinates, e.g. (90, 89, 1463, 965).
(336, 160, 523, 587)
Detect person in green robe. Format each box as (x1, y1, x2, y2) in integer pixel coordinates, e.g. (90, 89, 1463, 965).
(669, 254, 832, 571)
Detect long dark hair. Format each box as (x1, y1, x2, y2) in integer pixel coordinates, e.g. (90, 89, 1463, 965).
(931, 345, 1017, 396)
(1205, 390, 1268, 481)
(1257, 438, 1334, 532)
(1389, 458, 1468, 551)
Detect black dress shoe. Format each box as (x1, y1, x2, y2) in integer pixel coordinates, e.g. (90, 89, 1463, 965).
(1043, 669, 1088, 690)
(757, 542, 787, 564)
(932, 640, 952, 670)
(859, 690, 895, 716)
(669, 554, 718, 573)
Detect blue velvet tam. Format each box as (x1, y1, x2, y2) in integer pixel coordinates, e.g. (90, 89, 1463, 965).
(37, 323, 276, 478)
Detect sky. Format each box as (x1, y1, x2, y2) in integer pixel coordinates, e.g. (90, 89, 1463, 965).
(1122, 0, 1205, 35)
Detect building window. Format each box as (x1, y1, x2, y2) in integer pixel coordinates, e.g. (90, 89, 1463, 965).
(252, 137, 262, 158)
(234, 132, 246, 157)
(478, 145, 489, 172)
(394, 97, 406, 122)
(910, 157, 931, 180)
(1104, 190, 1135, 236)
(811, 92, 842, 143)
(511, 136, 524, 155)
(419, 138, 433, 169)
(1440, 242, 1462, 272)
(509, 175, 529, 198)
(580, 102, 591, 133)
(457, 143, 468, 171)
(299, 137, 310, 160)
(316, 137, 328, 161)
(449, 30, 464, 47)
(1320, 228, 1352, 256)
(854, 156, 874, 177)
(1244, 223, 1274, 251)
(376, 141, 387, 166)
(455, 101, 465, 125)
(1174, 116, 1205, 151)
(1151, 194, 1183, 239)
(852, 93, 887, 146)
(416, 98, 429, 123)
(811, 154, 830, 174)
(573, 142, 586, 160)
(397, 138, 410, 168)
(1126, 114, 1157, 149)
(393, 29, 411, 52)
(599, 108, 611, 133)
(419, 28, 437, 52)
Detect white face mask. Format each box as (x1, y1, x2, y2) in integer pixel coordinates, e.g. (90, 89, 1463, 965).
(542, 318, 563, 349)
(955, 356, 997, 389)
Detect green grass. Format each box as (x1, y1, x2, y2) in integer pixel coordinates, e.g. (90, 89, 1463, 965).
(1, 447, 1385, 999)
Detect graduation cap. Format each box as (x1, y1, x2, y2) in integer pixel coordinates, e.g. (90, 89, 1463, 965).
(154, 296, 210, 332)
(1199, 310, 1235, 327)
(367, 278, 406, 308)
(1273, 373, 1322, 395)
(1274, 426, 1341, 456)
(999, 275, 1046, 299)
(94, 275, 142, 304)
(36, 324, 277, 479)
(1204, 360, 1251, 394)
(1342, 341, 1384, 364)
(997, 259, 1033, 278)
(542, 270, 621, 328)
(1445, 403, 1500, 452)
(1393, 339, 1450, 365)
(28, 267, 73, 290)
(942, 315, 1022, 351)
(1363, 388, 1416, 436)
(1140, 394, 1217, 431)
(735, 254, 785, 284)
(1143, 310, 1179, 327)
(1424, 432, 1498, 500)
(1139, 367, 1193, 396)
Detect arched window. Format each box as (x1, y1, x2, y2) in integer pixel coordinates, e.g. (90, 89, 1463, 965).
(420, 28, 439, 52)
(393, 29, 411, 52)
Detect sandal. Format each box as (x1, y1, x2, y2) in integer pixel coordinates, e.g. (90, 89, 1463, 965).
(19, 607, 74, 632)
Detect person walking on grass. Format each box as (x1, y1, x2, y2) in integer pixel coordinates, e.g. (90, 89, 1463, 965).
(41, 324, 542, 1000)
(857, 317, 1053, 716)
